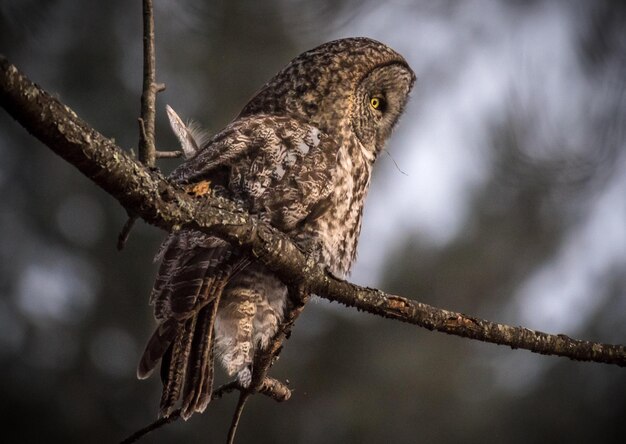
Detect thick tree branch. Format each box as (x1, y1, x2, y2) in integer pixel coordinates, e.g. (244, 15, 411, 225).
(1, 56, 625, 369)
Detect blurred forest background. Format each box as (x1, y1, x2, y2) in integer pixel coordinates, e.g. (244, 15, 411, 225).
(1, 0, 625, 443)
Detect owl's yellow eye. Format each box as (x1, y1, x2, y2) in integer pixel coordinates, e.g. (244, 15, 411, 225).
(370, 96, 385, 111)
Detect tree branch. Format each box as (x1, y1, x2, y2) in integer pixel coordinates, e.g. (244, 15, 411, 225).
(120, 381, 242, 444)
(138, 0, 160, 167)
(118, 0, 171, 251)
(0, 52, 624, 385)
(155, 150, 184, 158)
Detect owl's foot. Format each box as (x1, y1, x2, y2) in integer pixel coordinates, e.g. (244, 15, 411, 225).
(293, 236, 324, 263)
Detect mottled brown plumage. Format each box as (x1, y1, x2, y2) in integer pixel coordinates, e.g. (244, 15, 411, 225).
(137, 37, 415, 419)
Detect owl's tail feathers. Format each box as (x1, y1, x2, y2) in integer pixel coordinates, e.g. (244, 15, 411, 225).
(139, 234, 247, 419)
(137, 301, 221, 419)
(180, 301, 219, 419)
(137, 319, 179, 380)
(157, 316, 195, 418)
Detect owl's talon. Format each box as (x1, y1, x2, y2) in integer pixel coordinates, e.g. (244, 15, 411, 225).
(322, 265, 342, 280)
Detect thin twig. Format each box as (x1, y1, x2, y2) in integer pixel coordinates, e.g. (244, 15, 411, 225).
(120, 409, 180, 444)
(117, 214, 138, 250)
(226, 392, 250, 444)
(138, 0, 160, 167)
(212, 381, 242, 400)
(119, 381, 241, 444)
(119, 380, 285, 444)
(119, 0, 166, 248)
(137, 117, 148, 154)
(156, 150, 184, 159)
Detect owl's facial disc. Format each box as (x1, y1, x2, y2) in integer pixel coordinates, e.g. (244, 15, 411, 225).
(353, 63, 415, 157)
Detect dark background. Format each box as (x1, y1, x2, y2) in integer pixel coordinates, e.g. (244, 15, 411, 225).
(0, 1, 624, 443)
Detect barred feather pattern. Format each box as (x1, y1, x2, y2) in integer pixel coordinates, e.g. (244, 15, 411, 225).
(137, 37, 415, 420)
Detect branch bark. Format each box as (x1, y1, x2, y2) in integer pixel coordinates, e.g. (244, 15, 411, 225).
(118, 0, 171, 252)
(138, 0, 160, 167)
(155, 150, 184, 158)
(1, 55, 624, 370)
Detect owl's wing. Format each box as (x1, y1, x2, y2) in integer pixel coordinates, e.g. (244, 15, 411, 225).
(169, 114, 338, 231)
(168, 115, 273, 184)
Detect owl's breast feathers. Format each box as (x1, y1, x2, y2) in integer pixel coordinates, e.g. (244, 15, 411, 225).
(170, 114, 368, 274)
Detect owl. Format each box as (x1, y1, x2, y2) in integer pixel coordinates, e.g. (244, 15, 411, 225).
(137, 37, 415, 420)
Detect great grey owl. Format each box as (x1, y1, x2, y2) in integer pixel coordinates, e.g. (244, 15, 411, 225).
(137, 37, 415, 419)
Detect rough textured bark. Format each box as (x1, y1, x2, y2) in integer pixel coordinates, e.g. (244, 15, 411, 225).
(1, 55, 624, 368)
(138, 0, 162, 166)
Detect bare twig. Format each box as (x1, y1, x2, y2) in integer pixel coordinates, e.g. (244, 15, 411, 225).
(118, 0, 167, 250)
(117, 214, 138, 251)
(138, 0, 160, 167)
(211, 380, 242, 400)
(119, 381, 242, 444)
(226, 392, 249, 444)
(156, 150, 184, 159)
(119, 378, 288, 444)
(120, 409, 180, 444)
(1, 56, 624, 369)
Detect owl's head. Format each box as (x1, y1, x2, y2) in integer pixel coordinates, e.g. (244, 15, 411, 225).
(239, 37, 415, 159)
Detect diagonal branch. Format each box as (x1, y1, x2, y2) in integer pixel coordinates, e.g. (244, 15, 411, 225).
(120, 381, 241, 444)
(0, 55, 624, 369)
